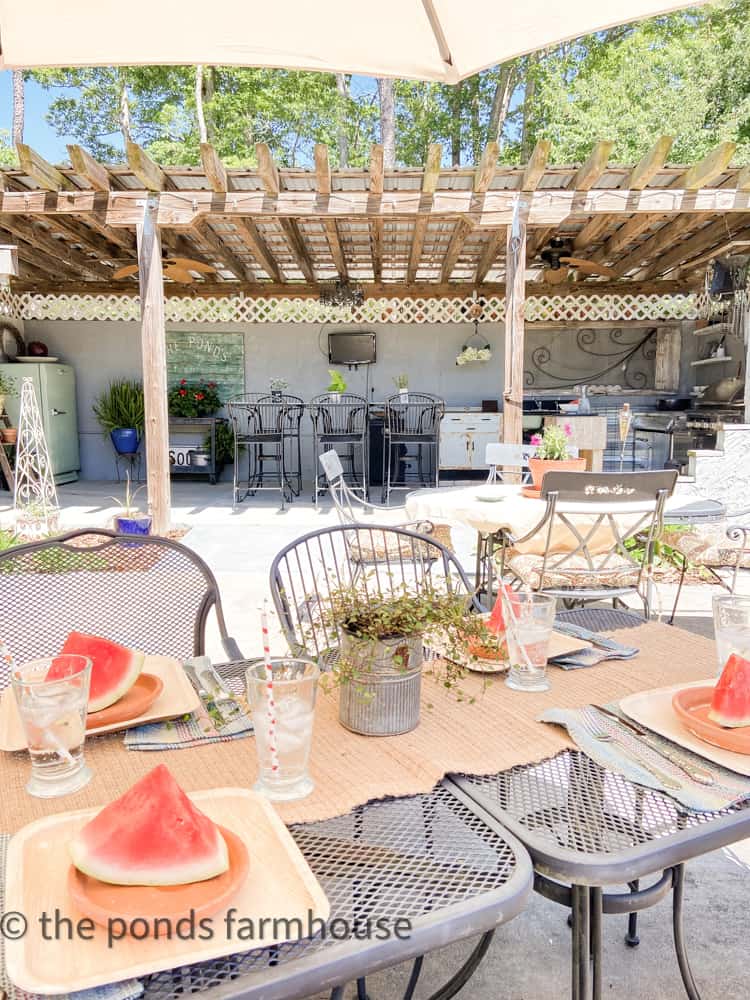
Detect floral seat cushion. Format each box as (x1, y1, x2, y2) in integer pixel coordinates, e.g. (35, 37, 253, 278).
(348, 524, 452, 564)
(662, 524, 750, 569)
(500, 551, 640, 590)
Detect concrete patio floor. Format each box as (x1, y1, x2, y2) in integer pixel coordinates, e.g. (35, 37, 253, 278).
(1, 480, 747, 999)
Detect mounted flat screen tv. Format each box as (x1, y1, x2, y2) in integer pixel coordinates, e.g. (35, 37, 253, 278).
(328, 332, 376, 365)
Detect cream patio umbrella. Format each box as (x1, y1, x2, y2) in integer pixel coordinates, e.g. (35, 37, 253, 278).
(0, 0, 707, 81)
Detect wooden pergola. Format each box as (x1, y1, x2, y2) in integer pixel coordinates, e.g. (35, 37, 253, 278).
(2, 134, 748, 531)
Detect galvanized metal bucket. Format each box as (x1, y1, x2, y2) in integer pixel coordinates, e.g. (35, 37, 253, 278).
(338, 632, 423, 736)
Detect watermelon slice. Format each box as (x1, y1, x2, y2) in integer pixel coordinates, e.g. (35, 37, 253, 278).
(48, 631, 144, 713)
(487, 585, 521, 635)
(70, 765, 230, 886)
(709, 653, 750, 728)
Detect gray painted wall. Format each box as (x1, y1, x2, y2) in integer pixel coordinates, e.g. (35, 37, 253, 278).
(21, 319, 697, 480)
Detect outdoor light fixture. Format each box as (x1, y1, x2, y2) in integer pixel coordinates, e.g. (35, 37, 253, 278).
(319, 279, 365, 309)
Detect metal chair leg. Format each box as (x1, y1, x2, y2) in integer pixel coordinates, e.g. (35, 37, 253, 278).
(625, 880, 640, 946)
(669, 553, 688, 625)
(424, 929, 495, 1000)
(403, 956, 424, 1000)
(672, 864, 702, 1000)
(356, 976, 369, 1000)
(330, 987, 345, 1000)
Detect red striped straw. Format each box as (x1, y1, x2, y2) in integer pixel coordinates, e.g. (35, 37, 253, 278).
(260, 600, 280, 772)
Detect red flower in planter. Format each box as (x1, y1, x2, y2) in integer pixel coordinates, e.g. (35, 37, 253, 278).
(178, 389, 187, 397)
(207, 381, 216, 388)
(195, 392, 205, 401)
(180, 379, 187, 385)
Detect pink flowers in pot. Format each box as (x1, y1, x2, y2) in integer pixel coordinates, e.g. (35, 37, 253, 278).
(531, 424, 573, 460)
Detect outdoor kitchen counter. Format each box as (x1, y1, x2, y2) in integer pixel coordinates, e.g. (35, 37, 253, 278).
(543, 413, 608, 471)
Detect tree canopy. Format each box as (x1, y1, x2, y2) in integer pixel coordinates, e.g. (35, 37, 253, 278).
(9, 0, 750, 169)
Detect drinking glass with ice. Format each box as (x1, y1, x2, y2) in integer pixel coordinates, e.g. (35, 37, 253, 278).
(503, 593, 557, 692)
(12, 654, 92, 798)
(712, 595, 750, 676)
(246, 658, 318, 801)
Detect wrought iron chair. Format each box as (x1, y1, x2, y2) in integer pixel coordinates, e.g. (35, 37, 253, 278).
(382, 392, 445, 504)
(227, 393, 305, 509)
(485, 442, 535, 483)
(309, 392, 368, 502)
(269, 523, 475, 663)
(0, 529, 242, 669)
(319, 450, 453, 558)
(495, 470, 678, 618)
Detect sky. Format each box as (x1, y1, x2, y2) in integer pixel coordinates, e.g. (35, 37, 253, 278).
(0, 70, 382, 166)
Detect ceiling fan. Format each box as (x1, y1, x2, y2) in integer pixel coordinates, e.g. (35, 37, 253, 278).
(113, 256, 214, 284)
(539, 238, 614, 285)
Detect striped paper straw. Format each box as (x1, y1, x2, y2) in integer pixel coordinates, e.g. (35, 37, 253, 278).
(0, 638, 16, 690)
(260, 601, 280, 772)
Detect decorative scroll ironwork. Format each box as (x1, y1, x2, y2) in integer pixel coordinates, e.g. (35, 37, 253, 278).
(6, 291, 702, 324)
(524, 328, 657, 390)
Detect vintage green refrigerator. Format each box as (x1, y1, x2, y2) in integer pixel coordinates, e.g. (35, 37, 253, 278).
(0, 362, 80, 484)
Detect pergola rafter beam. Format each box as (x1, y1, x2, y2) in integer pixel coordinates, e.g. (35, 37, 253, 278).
(16, 144, 76, 192)
(440, 218, 473, 283)
(188, 219, 253, 282)
(314, 144, 347, 279)
(519, 140, 551, 192)
(200, 143, 229, 194)
(126, 141, 174, 192)
(671, 141, 736, 191)
(67, 145, 112, 192)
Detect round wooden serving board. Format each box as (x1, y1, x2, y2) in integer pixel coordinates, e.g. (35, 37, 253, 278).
(672, 685, 750, 755)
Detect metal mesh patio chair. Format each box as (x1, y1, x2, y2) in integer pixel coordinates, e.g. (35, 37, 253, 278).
(269, 524, 475, 663)
(319, 450, 453, 558)
(0, 529, 242, 667)
(663, 509, 750, 623)
(485, 442, 535, 483)
(309, 393, 368, 502)
(495, 470, 677, 618)
(227, 393, 304, 509)
(382, 392, 445, 504)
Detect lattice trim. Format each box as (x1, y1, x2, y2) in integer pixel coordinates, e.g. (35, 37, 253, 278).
(10, 291, 701, 324)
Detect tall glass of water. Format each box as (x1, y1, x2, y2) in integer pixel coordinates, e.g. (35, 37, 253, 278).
(246, 658, 318, 801)
(12, 655, 92, 798)
(712, 595, 750, 675)
(504, 593, 557, 692)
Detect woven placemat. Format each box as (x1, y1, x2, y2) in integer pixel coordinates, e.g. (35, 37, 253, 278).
(0, 623, 719, 833)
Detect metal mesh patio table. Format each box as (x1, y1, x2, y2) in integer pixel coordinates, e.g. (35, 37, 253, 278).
(133, 781, 532, 1000)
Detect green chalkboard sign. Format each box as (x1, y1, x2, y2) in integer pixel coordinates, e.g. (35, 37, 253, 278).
(166, 332, 245, 403)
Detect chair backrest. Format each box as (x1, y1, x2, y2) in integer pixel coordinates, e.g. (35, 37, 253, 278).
(485, 442, 535, 482)
(521, 470, 678, 593)
(0, 529, 231, 666)
(309, 393, 368, 437)
(541, 470, 677, 505)
(384, 393, 445, 437)
(270, 524, 473, 660)
(227, 393, 304, 437)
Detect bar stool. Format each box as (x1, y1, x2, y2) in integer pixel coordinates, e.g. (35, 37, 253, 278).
(382, 392, 444, 504)
(309, 392, 368, 502)
(227, 393, 304, 509)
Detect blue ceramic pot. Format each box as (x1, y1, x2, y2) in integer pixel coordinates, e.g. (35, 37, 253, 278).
(110, 428, 139, 454)
(114, 515, 152, 536)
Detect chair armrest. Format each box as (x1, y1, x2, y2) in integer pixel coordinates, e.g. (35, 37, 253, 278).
(221, 635, 245, 662)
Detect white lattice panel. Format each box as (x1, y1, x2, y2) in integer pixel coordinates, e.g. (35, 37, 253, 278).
(10, 291, 700, 324)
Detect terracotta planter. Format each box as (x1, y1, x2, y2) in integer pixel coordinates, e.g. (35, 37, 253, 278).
(1, 427, 17, 445)
(528, 457, 586, 491)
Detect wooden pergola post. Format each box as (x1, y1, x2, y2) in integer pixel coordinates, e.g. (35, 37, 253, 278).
(503, 198, 527, 446)
(136, 194, 171, 535)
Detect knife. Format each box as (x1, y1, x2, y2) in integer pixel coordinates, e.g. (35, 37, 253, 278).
(593, 704, 715, 786)
(184, 658, 244, 728)
(554, 620, 638, 655)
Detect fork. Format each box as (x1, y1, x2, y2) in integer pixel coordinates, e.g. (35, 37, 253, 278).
(579, 710, 682, 791)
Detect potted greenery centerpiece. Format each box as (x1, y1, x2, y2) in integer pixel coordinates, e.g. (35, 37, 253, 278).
(109, 473, 151, 535)
(327, 369, 347, 403)
(93, 379, 145, 456)
(394, 373, 409, 402)
(528, 422, 586, 490)
(316, 585, 479, 736)
(168, 379, 221, 418)
(269, 376, 288, 400)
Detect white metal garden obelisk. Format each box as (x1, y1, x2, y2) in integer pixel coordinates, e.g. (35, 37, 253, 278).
(13, 376, 59, 539)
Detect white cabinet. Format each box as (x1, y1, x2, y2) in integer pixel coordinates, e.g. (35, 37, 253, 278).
(440, 412, 503, 470)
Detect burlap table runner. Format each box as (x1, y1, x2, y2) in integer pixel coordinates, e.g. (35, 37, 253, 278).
(0, 623, 716, 834)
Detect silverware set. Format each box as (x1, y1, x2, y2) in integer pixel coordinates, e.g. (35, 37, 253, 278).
(183, 656, 246, 730)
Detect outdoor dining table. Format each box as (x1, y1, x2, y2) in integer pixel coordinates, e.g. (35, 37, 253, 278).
(2, 618, 750, 1000)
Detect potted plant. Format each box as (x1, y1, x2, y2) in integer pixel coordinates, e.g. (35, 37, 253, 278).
(203, 422, 237, 465)
(528, 422, 586, 490)
(394, 374, 409, 401)
(269, 376, 288, 400)
(327, 369, 347, 403)
(93, 380, 145, 456)
(109, 473, 151, 536)
(167, 379, 221, 418)
(0, 371, 16, 418)
(315, 586, 478, 736)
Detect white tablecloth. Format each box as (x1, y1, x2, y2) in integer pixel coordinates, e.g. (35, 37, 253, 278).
(406, 484, 685, 556)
